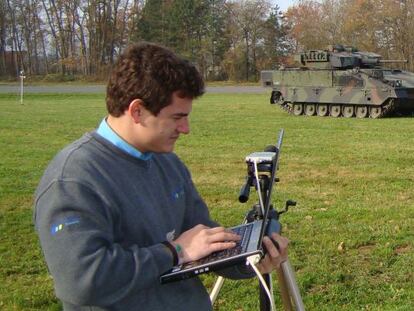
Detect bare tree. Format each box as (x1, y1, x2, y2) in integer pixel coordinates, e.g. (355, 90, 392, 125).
(0, 0, 7, 75)
(225, 0, 271, 81)
(6, 0, 25, 76)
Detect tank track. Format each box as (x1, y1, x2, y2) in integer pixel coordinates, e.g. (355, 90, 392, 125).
(278, 99, 396, 118)
(280, 101, 294, 114)
(377, 99, 396, 118)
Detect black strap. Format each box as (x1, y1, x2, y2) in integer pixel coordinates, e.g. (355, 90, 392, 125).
(162, 241, 179, 266)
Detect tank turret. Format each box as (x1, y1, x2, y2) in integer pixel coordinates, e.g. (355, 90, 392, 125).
(261, 44, 414, 118)
(294, 45, 407, 70)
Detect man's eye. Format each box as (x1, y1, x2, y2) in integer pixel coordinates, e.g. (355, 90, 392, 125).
(173, 115, 187, 120)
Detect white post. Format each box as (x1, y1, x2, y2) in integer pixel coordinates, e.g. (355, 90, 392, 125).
(19, 70, 25, 105)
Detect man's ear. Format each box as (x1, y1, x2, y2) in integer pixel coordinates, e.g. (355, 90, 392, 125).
(128, 99, 145, 123)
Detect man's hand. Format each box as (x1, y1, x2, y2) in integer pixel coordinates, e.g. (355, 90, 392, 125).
(172, 224, 241, 264)
(257, 233, 289, 274)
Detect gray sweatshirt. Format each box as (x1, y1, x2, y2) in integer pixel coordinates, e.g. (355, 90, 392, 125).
(34, 132, 222, 310)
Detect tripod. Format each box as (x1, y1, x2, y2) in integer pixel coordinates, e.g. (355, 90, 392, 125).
(210, 129, 305, 311)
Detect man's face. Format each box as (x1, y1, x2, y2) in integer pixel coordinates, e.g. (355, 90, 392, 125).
(136, 92, 192, 153)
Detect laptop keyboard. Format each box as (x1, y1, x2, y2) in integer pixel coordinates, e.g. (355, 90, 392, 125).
(193, 223, 254, 266)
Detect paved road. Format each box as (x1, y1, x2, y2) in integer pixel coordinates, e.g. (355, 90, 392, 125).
(0, 84, 268, 94)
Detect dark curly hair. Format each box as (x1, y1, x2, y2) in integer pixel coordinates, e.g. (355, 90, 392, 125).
(106, 42, 205, 116)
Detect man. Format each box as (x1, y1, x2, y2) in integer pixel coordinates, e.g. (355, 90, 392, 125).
(34, 42, 288, 311)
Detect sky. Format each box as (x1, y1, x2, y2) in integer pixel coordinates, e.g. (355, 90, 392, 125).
(273, 0, 299, 12)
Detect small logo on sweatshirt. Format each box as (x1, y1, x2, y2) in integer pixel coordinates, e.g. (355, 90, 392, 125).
(171, 185, 185, 201)
(50, 216, 80, 235)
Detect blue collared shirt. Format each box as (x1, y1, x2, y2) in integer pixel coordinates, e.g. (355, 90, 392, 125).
(96, 118, 153, 161)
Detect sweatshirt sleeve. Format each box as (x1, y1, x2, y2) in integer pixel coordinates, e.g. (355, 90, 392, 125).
(34, 179, 174, 307)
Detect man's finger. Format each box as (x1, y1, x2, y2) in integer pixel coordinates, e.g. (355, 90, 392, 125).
(206, 227, 241, 242)
(270, 233, 289, 253)
(209, 241, 238, 253)
(262, 236, 280, 257)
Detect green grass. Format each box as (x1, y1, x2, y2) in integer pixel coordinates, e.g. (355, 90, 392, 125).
(0, 92, 413, 310)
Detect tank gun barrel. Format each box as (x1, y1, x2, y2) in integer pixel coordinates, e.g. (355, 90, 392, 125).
(379, 59, 408, 64)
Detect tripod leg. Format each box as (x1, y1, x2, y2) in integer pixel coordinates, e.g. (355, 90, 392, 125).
(259, 274, 273, 310)
(210, 276, 225, 305)
(275, 268, 293, 311)
(281, 260, 305, 311)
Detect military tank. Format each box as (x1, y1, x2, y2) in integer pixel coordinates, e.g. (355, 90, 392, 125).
(261, 45, 414, 118)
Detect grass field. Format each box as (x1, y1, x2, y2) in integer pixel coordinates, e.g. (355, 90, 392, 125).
(0, 92, 413, 310)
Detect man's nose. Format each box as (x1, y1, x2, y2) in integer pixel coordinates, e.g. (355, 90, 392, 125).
(178, 118, 190, 134)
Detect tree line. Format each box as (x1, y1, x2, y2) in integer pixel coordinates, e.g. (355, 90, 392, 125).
(0, 0, 290, 81)
(1, 0, 413, 82)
